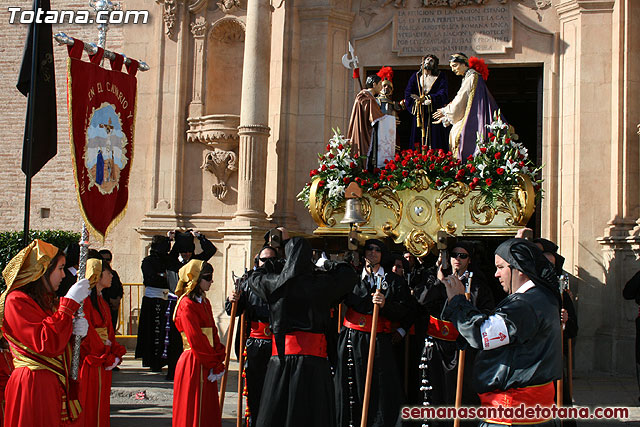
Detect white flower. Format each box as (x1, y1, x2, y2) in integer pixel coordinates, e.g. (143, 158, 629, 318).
(326, 179, 345, 200)
(505, 159, 519, 174)
(477, 163, 487, 178)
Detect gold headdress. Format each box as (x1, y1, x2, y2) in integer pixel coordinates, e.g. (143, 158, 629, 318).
(0, 239, 60, 330)
(175, 259, 205, 297)
(85, 258, 103, 288)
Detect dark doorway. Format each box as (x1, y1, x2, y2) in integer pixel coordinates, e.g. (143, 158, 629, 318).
(365, 65, 543, 232)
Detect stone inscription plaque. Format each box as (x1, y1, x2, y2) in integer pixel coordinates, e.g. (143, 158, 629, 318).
(393, 4, 513, 58)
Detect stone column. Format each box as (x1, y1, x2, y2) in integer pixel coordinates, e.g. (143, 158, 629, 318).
(234, 0, 272, 223)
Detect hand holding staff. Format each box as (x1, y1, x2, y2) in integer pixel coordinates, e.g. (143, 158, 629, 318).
(219, 272, 241, 410)
(453, 272, 472, 427)
(361, 276, 385, 427)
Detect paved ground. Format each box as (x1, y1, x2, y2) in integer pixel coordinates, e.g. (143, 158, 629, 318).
(111, 354, 640, 426)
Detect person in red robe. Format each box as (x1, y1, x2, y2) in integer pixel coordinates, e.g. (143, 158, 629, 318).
(0, 338, 15, 425)
(172, 260, 226, 427)
(70, 257, 126, 427)
(0, 239, 90, 427)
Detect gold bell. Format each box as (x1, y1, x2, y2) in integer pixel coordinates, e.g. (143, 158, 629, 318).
(341, 197, 366, 225)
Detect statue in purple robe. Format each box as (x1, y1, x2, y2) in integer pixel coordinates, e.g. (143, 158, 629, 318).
(433, 53, 500, 160)
(403, 54, 449, 152)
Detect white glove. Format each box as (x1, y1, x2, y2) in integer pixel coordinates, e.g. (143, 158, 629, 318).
(65, 278, 90, 304)
(72, 317, 89, 337)
(104, 339, 112, 346)
(208, 368, 225, 383)
(105, 357, 120, 371)
(315, 252, 329, 270)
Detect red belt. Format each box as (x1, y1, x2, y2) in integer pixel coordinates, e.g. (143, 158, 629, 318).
(343, 308, 392, 333)
(427, 315, 459, 341)
(271, 331, 327, 358)
(250, 321, 272, 340)
(478, 382, 555, 424)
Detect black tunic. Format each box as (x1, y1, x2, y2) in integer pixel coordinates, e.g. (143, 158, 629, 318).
(335, 269, 412, 427)
(248, 237, 358, 427)
(224, 271, 272, 427)
(412, 268, 495, 420)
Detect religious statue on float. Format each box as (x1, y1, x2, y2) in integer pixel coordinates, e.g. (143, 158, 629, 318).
(347, 68, 397, 171)
(433, 53, 500, 160)
(375, 67, 404, 154)
(403, 54, 449, 152)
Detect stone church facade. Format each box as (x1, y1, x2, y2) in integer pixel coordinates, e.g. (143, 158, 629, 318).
(1, 0, 639, 375)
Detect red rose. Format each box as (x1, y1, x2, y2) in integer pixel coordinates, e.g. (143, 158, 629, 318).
(349, 161, 357, 168)
(469, 166, 477, 173)
(355, 177, 361, 183)
(427, 149, 434, 156)
(374, 168, 381, 174)
(504, 138, 511, 144)
(390, 163, 397, 171)
(518, 161, 525, 167)
(469, 182, 477, 190)
(438, 149, 445, 156)
(328, 153, 335, 159)
(487, 132, 494, 140)
(456, 169, 465, 179)
(387, 175, 393, 181)
(467, 155, 474, 162)
(338, 144, 344, 149)
(480, 147, 487, 154)
(402, 171, 409, 177)
(413, 157, 420, 164)
(430, 155, 436, 162)
(496, 167, 505, 175)
(422, 155, 428, 162)
(442, 166, 451, 173)
(486, 178, 493, 186)
(318, 180, 326, 187)
(343, 177, 350, 184)
(326, 144, 331, 151)
(395, 154, 401, 162)
(447, 151, 453, 157)
(448, 160, 455, 167)
(429, 164, 435, 171)
(320, 164, 327, 172)
(435, 179, 443, 187)
(354, 154, 359, 159)
(472, 177, 480, 184)
(309, 169, 317, 177)
(373, 182, 380, 189)
(401, 160, 408, 167)
(494, 152, 502, 160)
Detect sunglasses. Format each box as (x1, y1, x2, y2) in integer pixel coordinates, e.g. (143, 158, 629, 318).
(365, 246, 382, 252)
(201, 274, 213, 281)
(451, 252, 469, 260)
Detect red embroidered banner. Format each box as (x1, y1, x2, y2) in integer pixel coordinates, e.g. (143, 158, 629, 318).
(66, 40, 137, 239)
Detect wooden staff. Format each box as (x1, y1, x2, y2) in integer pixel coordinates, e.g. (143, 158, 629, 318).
(236, 313, 247, 427)
(557, 327, 563, 409)
(219, 273, 241, 409)
(361, 276, 383, 427)
(453, 272, 472, 427)
(404, 331, 410, 396)
(568, 337, 573, 399)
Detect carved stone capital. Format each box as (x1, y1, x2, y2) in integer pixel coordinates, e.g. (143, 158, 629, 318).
(201, 149, 238, 200)
(217, 0, 242, 13)
(191, 16, 208, 37)
(187, 114, 241, 151)
(157, 0, 177, 37)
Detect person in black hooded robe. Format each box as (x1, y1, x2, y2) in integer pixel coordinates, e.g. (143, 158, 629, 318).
(225, 245, 279, 427)
(410, 241, 494, 425)
(335, 239, 412, 427)
(135, 235, 172, 372)
(248, 236, 358, 427)
(443, 239, 562, 427)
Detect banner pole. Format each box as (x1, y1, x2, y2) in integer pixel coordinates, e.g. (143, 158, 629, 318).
(22, 0, 42, 248)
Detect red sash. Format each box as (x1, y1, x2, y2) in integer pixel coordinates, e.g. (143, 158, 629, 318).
(343, 308, 392, 333)
(478, 382, 555, 424)
(427, 315, 459, 341)
(271, 331, 327, 358)
(250, 321, 273, 340)
(5, 332, 81, 422)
